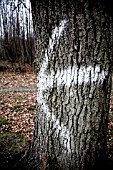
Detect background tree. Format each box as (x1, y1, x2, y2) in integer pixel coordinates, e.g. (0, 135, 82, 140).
(0, 0, 34, 67)
(25, 0, 113, 169)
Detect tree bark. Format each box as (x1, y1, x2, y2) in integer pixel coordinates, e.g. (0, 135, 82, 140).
(29, 0, 113, 169)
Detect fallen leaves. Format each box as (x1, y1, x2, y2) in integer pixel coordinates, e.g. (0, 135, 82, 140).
(0, 92, 36, 141)
(0, 72, 36, 88)
(0, 67, 36, 141)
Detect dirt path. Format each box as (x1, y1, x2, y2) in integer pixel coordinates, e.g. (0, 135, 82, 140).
(0, 86, 36, 93)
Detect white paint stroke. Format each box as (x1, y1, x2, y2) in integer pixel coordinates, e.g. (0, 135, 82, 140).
(37, 19, 108, 152)
(55, 65, 107, 87)
(37, 20, 71, 152)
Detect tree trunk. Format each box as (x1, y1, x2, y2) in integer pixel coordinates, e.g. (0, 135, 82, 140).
(29, 0, 113, 169)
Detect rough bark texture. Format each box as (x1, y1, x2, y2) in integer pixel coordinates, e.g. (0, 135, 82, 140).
(29, 0, 113, 170)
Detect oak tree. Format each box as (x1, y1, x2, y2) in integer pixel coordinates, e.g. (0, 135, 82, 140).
(28, 0, 113, 169)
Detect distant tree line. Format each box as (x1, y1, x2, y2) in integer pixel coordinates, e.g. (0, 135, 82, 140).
(0, 0, 35, 67)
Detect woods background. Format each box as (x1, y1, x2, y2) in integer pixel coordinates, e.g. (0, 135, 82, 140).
(0, 0, 34, 67)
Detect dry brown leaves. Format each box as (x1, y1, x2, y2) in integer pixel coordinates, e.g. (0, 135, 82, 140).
(0, 68, 36, 141)
(0, 72, 36, 88)
(0, 92, 36, 141)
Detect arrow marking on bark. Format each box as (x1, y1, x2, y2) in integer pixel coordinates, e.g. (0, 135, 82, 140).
(37, 20, 107, 152)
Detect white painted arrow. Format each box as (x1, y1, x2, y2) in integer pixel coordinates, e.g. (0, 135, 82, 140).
(37, 19, 107, 152)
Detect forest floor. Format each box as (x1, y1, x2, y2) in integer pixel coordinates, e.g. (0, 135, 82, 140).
(0, 61, 36, 141)
(0, 61, 113, 167)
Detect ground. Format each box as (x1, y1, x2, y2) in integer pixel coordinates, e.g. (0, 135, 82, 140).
(0, 61, 113, 169)
(0, 61, 36, 141)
